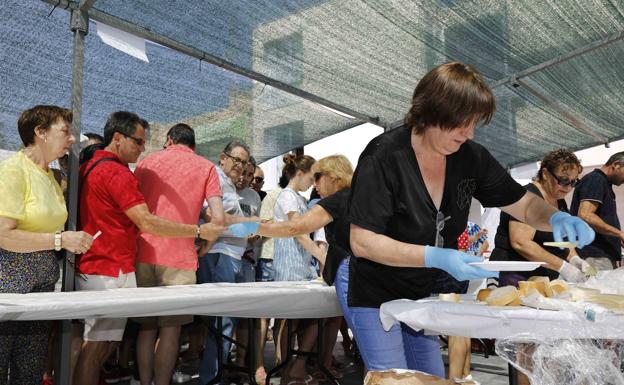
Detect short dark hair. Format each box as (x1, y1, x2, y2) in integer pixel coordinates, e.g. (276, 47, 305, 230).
(18, 105, 72, 146)
(536, 149, 582, 181)
(79, 143, 106, 164)
(166, 123, 195, 148)
(248, 156, 257, 170)
(84, 132, 104, 143)
(606, 152, 624, 166)
(103, 111, 148, 146)
(223, 140, 250, 157)
(404, 62, 495, 134)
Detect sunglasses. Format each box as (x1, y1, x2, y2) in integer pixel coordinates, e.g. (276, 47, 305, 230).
(253, 176, 264, 183)
(547, 168, 579, 187)
(115, 129, 146, 146)
(224, 152, 249, 167)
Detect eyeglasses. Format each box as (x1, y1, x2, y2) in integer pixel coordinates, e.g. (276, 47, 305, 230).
(314, 172, 324, 182)
(253, 176, 264, 183)
(547, 168, 579, 187)
(224, 152, 248, 167)
(115, 129, 146, 146)
(435, 211, 451, 248)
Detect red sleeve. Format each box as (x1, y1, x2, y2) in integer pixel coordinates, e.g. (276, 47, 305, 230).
(204, 164, 222, 199)
(109, 168, 145, 211)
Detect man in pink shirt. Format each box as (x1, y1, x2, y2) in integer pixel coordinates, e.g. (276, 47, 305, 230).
(134, 123, 225, 385)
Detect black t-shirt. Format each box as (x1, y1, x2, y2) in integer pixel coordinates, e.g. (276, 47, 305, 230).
(570, 169, 621, 262)
(317, 188, 351, 286)
(347, 127, 527, 308)
(490, 183, 568, 280)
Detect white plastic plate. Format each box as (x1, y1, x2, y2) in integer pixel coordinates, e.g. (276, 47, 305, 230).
(468, 261, 546, 271)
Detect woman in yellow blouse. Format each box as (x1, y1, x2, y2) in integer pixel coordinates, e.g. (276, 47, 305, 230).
(0, 105, 94, 385)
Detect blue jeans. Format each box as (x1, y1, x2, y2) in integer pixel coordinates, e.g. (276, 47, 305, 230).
(349, 307, 445, 377)
(238, 258, 255, 283)
(334, 257, 353, 329)
(255, 258, 274, 282)
(197, 253, 242, 384)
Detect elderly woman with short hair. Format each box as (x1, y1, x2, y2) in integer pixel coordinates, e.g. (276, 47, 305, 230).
(0, 105, 93, 385)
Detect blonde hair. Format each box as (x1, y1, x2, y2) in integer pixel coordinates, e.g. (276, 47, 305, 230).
(312, 155, 353, 190)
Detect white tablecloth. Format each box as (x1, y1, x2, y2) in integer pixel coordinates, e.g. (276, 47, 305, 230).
(379, 297, 624, 339)
(0, 281, 341, 321)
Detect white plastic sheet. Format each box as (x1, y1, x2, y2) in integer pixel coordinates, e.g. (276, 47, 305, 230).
(0, 281, 341, 321)
(379, 296, 624, 339)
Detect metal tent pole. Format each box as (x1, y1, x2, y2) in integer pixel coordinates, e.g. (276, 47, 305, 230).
(514, 78, 607, 145)
(57, 2, 95, 384)
(40, 0, 379, 127)
(491, 29, 624, 89)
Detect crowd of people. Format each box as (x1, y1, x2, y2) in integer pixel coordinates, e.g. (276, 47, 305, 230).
(3, 60, 621, 385)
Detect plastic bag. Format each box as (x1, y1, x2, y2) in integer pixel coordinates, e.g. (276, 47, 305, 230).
(496, 333, 624, 385)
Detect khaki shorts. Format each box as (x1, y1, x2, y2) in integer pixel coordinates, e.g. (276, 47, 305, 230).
(133, 262, 196, 327)
(76, 271, 137, 342)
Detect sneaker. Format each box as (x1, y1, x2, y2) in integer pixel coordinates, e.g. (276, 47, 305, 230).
(171, 371, 193, 384)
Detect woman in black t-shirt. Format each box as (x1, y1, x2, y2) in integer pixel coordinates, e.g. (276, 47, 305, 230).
(491, 149, 592, 284)
(255, 155, 354, 380)
(347, 62, 595, 376)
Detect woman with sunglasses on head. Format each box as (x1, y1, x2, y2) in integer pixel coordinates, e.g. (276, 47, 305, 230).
(345, 62, 595, 376)
(490, 149, 591, 285)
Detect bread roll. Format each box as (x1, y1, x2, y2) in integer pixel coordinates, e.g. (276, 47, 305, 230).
(518, 281, 547, 297)
(486, 286, 520, 306)
(364, 369, 458, 385)
(528, 276, 550, 283)
(586, 294, 624, 311)
(528, 276, 552, 296)
(565, 287, 600, 301)
(477, 288, 492, 301)
(438, 293, 460, 303)
(549, 279, 568, 296)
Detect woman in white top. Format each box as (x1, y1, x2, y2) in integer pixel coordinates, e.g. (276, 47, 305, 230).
(272, 153, 325, 385)
(273, 153, 324, 281)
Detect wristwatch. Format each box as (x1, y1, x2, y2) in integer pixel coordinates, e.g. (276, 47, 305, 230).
(196, 225, 201, 239)
(54, 231, 62, 251)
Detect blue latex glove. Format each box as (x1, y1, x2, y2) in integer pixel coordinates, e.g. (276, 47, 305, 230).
(549, 211, 595, 248)
(228, 222, 260, 238)
(424, 246, 498, 281)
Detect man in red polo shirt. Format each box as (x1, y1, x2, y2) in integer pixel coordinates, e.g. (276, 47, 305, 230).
(133, 123, 225, 385)
(75, 112, 225, 385)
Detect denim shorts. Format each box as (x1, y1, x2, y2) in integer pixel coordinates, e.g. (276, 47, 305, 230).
(255, 258, 274, 282)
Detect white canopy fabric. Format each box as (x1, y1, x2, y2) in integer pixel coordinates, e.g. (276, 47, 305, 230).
(379, 297, 624, 339)
(0, 281, 341, 321)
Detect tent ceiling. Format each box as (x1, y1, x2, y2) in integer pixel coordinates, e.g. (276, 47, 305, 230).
(1, 0, 623, 166)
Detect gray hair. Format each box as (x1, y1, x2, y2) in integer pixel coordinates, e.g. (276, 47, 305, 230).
(606, 151, 624, 166)
(223, 140, 250, 157)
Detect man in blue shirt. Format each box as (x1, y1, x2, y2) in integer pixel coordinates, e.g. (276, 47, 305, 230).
(571, 151, 624, 269)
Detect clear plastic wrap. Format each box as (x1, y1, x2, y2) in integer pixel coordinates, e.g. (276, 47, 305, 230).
(496, 333, 624, 385)
(583, 268, 624, 295)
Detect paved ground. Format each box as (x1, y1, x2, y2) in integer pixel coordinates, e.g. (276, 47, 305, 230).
(120, 334, 511, 385)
